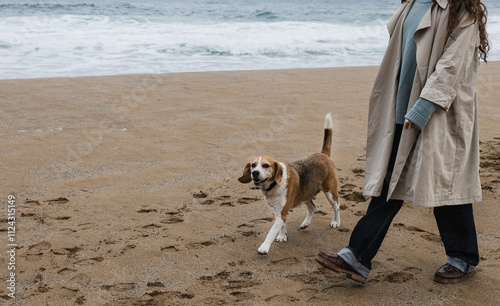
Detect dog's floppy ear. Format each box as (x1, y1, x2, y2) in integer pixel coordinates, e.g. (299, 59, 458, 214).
(238, 162, 252, 183)
(273, 161, 284, 186)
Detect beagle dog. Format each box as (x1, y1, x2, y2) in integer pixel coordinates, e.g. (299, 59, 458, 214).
(238, 113, 340, 255)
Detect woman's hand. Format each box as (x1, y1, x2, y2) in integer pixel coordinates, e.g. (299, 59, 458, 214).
(404, 119, 421, 131)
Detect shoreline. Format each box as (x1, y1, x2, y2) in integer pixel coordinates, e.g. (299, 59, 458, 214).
(0, 64, 383, 82)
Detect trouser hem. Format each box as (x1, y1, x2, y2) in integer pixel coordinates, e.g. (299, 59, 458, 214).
(337, 247, 371, 279)
(447, 256, 477, 274)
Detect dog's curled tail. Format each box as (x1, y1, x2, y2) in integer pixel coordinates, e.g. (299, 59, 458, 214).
(321, 113, 333, 156)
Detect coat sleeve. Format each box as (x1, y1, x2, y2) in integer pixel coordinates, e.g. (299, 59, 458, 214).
(419, 13, 480, 111)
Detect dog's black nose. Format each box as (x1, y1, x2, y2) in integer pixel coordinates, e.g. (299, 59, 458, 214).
(252, 170, 260, 178)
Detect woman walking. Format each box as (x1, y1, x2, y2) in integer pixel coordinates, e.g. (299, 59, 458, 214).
(316, 0, 490, 284)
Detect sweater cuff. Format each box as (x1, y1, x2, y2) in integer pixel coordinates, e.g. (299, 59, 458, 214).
(405, 98, 438, 130)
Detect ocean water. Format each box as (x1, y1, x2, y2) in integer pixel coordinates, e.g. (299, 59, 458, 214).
(0, 0, 498, 79)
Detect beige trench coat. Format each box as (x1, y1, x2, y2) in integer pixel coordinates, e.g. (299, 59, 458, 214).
(363, 0, 482, 207)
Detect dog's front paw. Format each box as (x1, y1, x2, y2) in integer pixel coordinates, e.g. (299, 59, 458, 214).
(276, 234, 287, 242)
(330, 220, 340, 228)
(257, 245, 269, 255)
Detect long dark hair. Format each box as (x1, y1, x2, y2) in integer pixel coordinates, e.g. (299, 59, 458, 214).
(402, 0, 490, 61)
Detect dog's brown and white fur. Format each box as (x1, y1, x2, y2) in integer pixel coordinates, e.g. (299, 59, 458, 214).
(238, 113, 340, 255)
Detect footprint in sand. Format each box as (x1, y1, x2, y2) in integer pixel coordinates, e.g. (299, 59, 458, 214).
(421, 234, 442, 243)
(393, 223, 442, 243)
(230, 291, 255, 302)
(73, 257, 104, 266)
(25, 242, 51, 262)
(186, 241, 217, 250)
(237, 218, 271, 229)
(340, 183, 357, 195)
(342, 192, 368, 203)
(25, 199, 41, 205)
(26, 253, 44, 262)
(147, 282, 165, 288)
(51, 247, 83, 256)
(404, 267, 422, 274)
(70, 273, 91, 287)
(265, 294, 300, 303)
(199, 271, 230, 282)
(34, 274, 43, 283)
(314, 210, 328, 216)
(192, 191, 208, 199)
(37, 284, 51, 293)
(286, 273, 322, 285)
(352, 168, 365, 176)
(218, 195, 234, 206)
(54, 216, 71, 220)
(298, 288, 319, 295)
(194, 193, 237, 206)
(77, 223, 95, 230)
(383, 271, 415, 283)
(194, 191, 235, 206)
(161, 245, 180, 252)
(250, 217, 274, 223)
(120, 244, 136, 254)
(101, 283, 136, 292)
(199, 270, 260, 301)
(46, 197, 69, 204)
(29, 241, 52, 252)
(137, 209, 158, 213)
(58, 268, 78, 275)
(225, 279, 261, 291)
(143, 291, 195, 303)
(161, 217, 184, 224)
(56, 286, 79, 299)
(75, 296, 86, 305)
(239, 230, 260, 237)
(269, 257, 300, 266)
(237, 197, 260, 205)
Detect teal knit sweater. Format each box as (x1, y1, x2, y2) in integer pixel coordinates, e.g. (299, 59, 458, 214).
(396, 0, 437, 129)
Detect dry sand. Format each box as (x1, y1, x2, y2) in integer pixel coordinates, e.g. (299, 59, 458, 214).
(0, 63, 499, 305)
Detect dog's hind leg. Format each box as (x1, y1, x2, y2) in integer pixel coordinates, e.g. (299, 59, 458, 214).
(325, 191, 340, 228)
(299, 199, 316, 229)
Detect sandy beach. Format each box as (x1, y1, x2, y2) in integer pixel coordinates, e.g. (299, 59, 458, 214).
(1, 63, 499, 305)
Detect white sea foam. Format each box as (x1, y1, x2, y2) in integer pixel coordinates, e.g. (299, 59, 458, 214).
(0, 15, 391, 79)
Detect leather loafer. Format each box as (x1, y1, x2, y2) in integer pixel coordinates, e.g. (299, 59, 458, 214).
(315, 252, 367, 284)
(434, 264, 476, 284)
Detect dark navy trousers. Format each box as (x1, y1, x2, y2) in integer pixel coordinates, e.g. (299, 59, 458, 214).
(346, 124, 479, 271)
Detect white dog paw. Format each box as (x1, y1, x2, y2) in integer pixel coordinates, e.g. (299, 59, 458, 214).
(276, 235, 287, 242)
(257, 246, 269, 255)
(330, 221, 340, 228)
(299, 224, 309, 230)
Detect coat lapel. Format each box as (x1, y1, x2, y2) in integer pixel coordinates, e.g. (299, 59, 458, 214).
(415, 0, 448, 35)
(414, 7, 433, 88)
(414, 0, 449, 89)
(416, 8, 432, 32)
